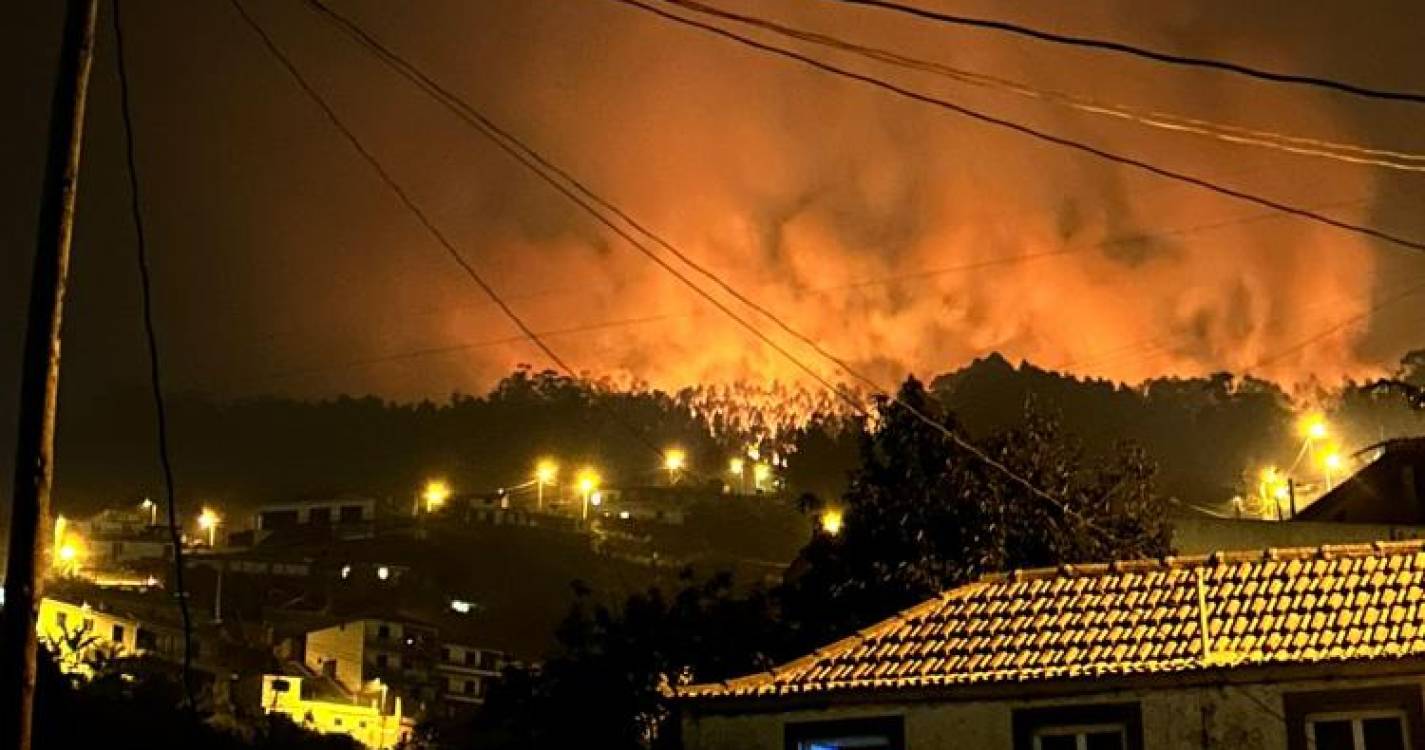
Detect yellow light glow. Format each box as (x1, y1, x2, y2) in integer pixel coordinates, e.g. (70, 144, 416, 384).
(423, 479, 452, 512)
(590, 491, 603, 507)
(728, 457, 744, 475)
(576, 468, 601, 495)
(197, 508, 220, 531)
(820, 509, 844, 536)
(1300, 414, 1328, 440)
(1323, 451, 1343, 471)
(535, 460, 559, 485)
(663, 448, 686, 473)
(58, 544, 77, 563)
(753, 463, 772, 485)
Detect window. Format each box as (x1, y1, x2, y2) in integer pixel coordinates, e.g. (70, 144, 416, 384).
(785, 717, 904, 750)
(307, 507, 332, 525)
(111, 624, 125, 643)
(339, 505, 364, 523)
(441, 647, 452, 663)
(135, 628, 157, 651)
(1031, 725, 1127, 750)
(1285, 686, 1422, 750)
(55, 611, 67, 629)
(465, 679, 478, 695)
(376, 624, 391, 640)
(1307, 712, 1407, 750)
(1013, 703, 1142, 750)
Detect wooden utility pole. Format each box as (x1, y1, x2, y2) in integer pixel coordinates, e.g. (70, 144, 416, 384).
(1, 2, 99, 749)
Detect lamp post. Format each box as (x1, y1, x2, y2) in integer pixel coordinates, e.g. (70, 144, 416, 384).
(197, 508, 220, 548)
(576, 469, 600, 523)
(422, 479, 451, 514)
(728, 457, 745, 494)
(535, 460, 558, 511)
(663, 448, 686, 486)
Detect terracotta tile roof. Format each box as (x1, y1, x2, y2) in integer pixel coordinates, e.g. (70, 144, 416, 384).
(673, 541, 1425, 700)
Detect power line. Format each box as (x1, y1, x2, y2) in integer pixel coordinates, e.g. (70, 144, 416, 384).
(612, 0, 1425, 256)
(227, 0, 721, 486)
(299, 0, 1130, 551)
(111, 0, 196, 710)
(225, 0, 578, 380)
(666, 0, 1425, 173)
(296, 0, 863, 411)
(824, 0, 1425, 106)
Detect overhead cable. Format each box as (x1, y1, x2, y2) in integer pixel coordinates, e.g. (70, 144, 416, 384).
(825, 0, 1425, 105)
(611, 0, 1425, 256)
(665, 0, 1425, 173)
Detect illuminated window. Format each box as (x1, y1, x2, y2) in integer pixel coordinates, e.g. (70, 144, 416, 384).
(1013, 704, 1141, 750)
(1286, 686, 1422, 750)
(785, 717, 903, 750)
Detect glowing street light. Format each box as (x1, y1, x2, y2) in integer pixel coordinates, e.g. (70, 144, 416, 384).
(1258, 467, 1292, 518)
(576, 468, 601, 522)
(663, 448, 686, 485)
(1299, 414, 1328, 441)
(535, 459, 559, 510)
(819, 508, 844, 536)
(197, 507, 221, 548)
(1322, 450, 1344, 491)
(423, 479, 452, 513)
(752, 462, 772, 491)
(140, 497, 157, 526)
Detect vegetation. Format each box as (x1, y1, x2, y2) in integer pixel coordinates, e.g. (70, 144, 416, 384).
(450, 377, 1172, 749)
(33, 647, 354, 750)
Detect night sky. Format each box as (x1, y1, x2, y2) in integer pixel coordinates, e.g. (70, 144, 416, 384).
(5, 1, 1425, 492)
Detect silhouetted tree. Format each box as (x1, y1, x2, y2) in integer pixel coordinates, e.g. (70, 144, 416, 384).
(779, 376, 1171, 647)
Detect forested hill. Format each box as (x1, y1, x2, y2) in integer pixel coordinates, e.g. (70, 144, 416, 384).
(32, 352, 1425, 522)
(932, 351, 1425, 510)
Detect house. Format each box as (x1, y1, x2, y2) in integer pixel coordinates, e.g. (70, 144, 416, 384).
(1170, 438, 1425, 554)
(436, 642, 506, 713)
(1296, 438, 1425, 524)
(303, 618, 441, 710)
(37, 597, 145, 674)
(260, 674, 413, 749)
(672, 540, 1425, 750)
(253, 495, 378, 542)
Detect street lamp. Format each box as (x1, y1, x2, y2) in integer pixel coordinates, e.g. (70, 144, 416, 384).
(663, 448, 686, 485)
(423, 479, 451, 513)
(535, 460, 558, 510)
(728, 457, 745, 494)
(576, 468, 601, 522)
(197, 508, 221, 548)
(140, 497, 156, 526)
(752, 462, 772, 491)
(1323, 450, 1344, 491)
(1300, 414, 1329, 441)
(819, 508, 844, 536)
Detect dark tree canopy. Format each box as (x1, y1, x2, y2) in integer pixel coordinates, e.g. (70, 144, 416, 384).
(459, 376, 1173, 749)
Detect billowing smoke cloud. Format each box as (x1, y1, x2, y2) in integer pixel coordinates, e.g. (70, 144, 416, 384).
(54, 0, 1423, 400)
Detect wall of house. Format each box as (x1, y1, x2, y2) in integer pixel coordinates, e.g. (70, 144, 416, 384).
(1171, 517, 1425, 554)
(261, 675, 411, 750)
(305, 622, 367, 692)
(680, 674, 1424, 750)
(37, 598, 141, 673)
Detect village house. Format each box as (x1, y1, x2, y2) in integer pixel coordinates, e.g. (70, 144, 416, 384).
(672, 540, 1425, 750)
